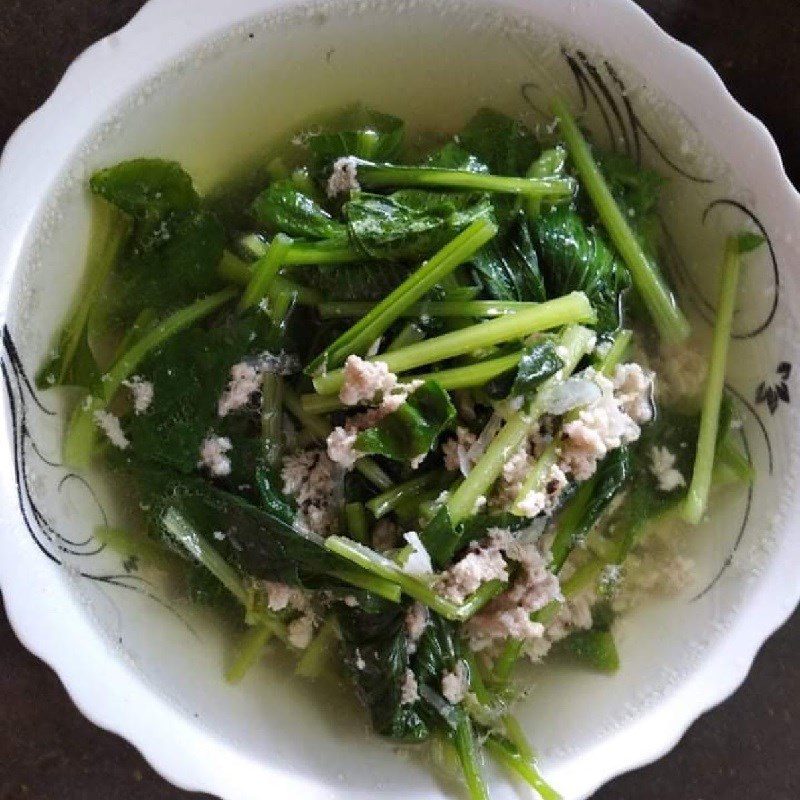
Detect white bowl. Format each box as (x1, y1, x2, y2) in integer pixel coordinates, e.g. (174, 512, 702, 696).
(1, 1, 799, 798)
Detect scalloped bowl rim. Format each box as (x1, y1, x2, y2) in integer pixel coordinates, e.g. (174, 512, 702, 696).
(0, 1, 799, 798)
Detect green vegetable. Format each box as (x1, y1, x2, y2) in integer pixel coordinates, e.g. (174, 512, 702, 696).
(561, 629, 620, 673)
(36, 199, 131, 390)
(552, 97, 690, 343)
(307, 218, 498, 373)
(89, 158, 200, 223)
(456, 108, 539, 177)
(535, 205, 631, 333)
(313, 292, 595, 395)
(684, 234, 763, 523)
(509, 340, 565, 403)
(63, 287, 238, 468)
(239, 233, 293, 310)
(308, 105, 404, 171)
(251, 180, 348, 240)
(436, 324, 596, 531)
(550, 446, 633, 570)
(356, 162, 575, 200)
(344, 190, 495, 262)
(355, 381, 456, 466)
(470, 212, 547, 303)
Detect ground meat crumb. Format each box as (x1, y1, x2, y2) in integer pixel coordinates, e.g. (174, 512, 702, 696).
(441, 660, 469, 705)
(94, 409, 130, 450)
(405, 602, 429, 652)
(287, 615, 315, 649)
(650, 445, 686, 492)
(516, 464, 569, 518)
(560, 368, 641, 482)
(123, 376, 154, 415)
(327, 156, 361, 198)
(613, 363, 654, 424)
(281, 448, 338, 535)
(442, 426, 478, 474)
(218, 362, 261, 417)
(197, 434, 232, 476)
(400, 668, 419, 706)
(466, 535, 561, 651)
(326, 426, 362, 469)
(437, 540, 509, 604)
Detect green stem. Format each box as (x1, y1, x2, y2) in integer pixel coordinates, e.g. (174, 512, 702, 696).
(552, 96, 690, 344)
(366, 473, 448, 518)
(240, 234, 293, 311)
(502, 715, 535, 764)
(237, 235, 360, 266)
(683, 237, 741, 524)
(225, 623, 274, 684)
(295, 616, 340, 678)
(318, 300, 540, 319)
(325, 536, 490, 622)
(463, 649, 492, 706)
(485, 736, 561, 800)
(386, 322, 426, 352)
(103, 287, 238, 402)
(597, 329, 633, 376)
(358, 162, 575, 199)
(326, 567, 402, 603)
(313, 293, 595, 395)
(161, 507, 248, 605)
(308, 219, 497, 373)
(510, 442, 559, 516)
(63, 288, 237, 468)
(94, 525, 178, 573)
(301, 349, 524, 415)
(344, 501, 370, 543)
(36, 199, 131, 389)
(452, 710, 490, 800)
(282, 387, 395, 493)
(446, 325, 595, 525)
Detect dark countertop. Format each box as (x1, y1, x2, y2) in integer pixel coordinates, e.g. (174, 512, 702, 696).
(1, 2, 798, 799)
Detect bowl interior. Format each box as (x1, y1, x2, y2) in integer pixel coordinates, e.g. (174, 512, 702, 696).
(2, 1, 797, 799)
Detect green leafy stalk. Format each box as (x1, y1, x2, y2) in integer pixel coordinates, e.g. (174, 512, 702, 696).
(36, 199, 131, 389)
(93, 525, 178, 573)
(161, 506, 248, 604)
(239, 233, 293, 310)
(326, 567, 402, 603)
(313, 292, 595, 395)
(317, 300, 541, 319)
(597, 329, 633, 376)
(684, 235, 759, 523)
(236, 235, 360, 266)
(451, 709, 490, 800)
(445, 325, 596, 525)
(552, 97, 690, 344)
(324, 536, 496, 622)
(357, 162, 575, 200)
(63, 287, 238, 467)
(366, 473, 450, 518)
(387, 322, 425, 352)
(344, 501, 370, 543)
(485, 736, 561, 800)
(308, 218, 498, 373)
(302, 350, 524, 414)
(295, 616, 340, 677)
(283, 387, 394, 491)
(225, 622, 275, 684)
